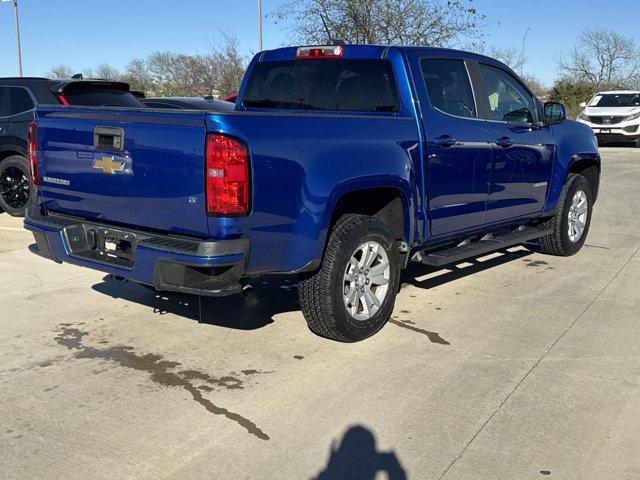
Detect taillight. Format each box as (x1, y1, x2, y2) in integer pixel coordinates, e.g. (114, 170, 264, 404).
(296, 45, 343, 58)
(205, 133, 249, 216)
(28, 122, 40, 186)
(57, 93, 70, 105)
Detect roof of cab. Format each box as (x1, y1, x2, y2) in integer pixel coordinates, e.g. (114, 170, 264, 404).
(257, 44, 508, 68)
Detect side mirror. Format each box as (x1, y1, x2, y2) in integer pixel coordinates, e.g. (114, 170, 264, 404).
(544, 102, 567, 125)
(504, 107, 535, 124)
(579, 102, 587, 109)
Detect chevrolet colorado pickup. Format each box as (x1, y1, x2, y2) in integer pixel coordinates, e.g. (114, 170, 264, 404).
(25, 44, 600, 342)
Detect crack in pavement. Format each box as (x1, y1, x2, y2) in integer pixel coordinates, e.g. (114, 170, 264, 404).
(437, 244, 640, 479)
(54, 325, 270, 441)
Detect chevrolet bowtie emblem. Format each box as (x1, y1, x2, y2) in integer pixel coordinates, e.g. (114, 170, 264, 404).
(93, 156, 125, 174)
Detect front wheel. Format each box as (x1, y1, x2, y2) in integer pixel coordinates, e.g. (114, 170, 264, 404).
(0, 156, 36, 217)
(298, 214, 401, 342)
(539, 173, 593, 256)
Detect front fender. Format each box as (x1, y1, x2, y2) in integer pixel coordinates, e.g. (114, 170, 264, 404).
(545, 120, 600, 212)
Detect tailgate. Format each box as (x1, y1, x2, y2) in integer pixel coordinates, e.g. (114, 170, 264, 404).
(36, 106, 210, 237)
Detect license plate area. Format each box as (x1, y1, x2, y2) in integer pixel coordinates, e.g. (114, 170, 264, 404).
(64, 223, 136, 268)
(599, 129, 611, 133)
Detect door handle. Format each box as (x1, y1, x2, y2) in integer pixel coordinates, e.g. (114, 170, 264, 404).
(495, 136, 514, 148)
(94, 126, 125, 151)
(434, 135, 457, 148)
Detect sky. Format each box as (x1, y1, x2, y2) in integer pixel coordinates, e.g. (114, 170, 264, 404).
(0, 0, 639, 86)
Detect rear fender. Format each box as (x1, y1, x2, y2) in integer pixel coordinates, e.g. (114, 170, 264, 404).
(318, 176, 414, 253)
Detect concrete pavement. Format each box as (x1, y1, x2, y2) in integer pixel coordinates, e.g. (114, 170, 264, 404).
(1, 147, 639, 479)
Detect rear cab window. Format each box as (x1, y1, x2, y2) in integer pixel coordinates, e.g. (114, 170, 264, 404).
(242, 59, 401, 113)
(61, 84, 142, 107)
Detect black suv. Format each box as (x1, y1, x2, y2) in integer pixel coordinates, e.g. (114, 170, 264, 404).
(0, 78, 142, 216)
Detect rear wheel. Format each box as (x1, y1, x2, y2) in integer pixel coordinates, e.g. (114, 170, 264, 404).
(0, 156, 35, 217)
(298, 214, 401, 342)
(539, 173, 593, 256)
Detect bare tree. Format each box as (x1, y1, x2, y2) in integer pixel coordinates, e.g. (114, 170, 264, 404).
(44, 34, 248, 98)
(273, 0, 483, 47)
(143, 52, 216, 97)
(121, 58, 154, 94)
(558, 28, 640, 89)
(45, 65, 75, 79)
(208, 33, 247, 97)
(521, 74, 547, 98)
(92, 64, 122, 80)
(469, 42, 526, 73)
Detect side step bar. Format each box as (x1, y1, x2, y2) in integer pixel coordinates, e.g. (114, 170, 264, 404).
(412, 226, 553, 267)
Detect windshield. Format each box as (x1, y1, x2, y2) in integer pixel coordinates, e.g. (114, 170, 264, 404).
(243, 59, 400, 112)
(588, 93, 640, 108)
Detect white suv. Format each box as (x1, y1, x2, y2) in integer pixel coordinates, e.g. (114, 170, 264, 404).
(576, 90, 640, 147)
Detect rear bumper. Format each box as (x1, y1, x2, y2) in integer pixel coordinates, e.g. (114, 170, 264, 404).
(24, 207, 249, 297)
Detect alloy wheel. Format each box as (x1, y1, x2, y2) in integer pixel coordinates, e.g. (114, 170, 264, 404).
(343, 241, 391, 321)
(568, 189, 588, 243)
(0, 166, 31, 210)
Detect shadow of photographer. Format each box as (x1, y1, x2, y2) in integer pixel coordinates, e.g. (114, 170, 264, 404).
(312, 425, 406, 480)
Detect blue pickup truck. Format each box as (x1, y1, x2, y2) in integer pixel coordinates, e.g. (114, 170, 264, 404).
(25, 44, 599, 342)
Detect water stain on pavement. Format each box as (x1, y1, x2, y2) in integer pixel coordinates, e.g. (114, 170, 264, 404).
(388, 319, 450, 345)
(54, 325, 270, 441)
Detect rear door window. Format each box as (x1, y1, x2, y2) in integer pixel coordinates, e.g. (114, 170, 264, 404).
(9, 87, 35, 115)
(62, 84, 142, 107)
(420, 58, 476, 118)
(243, 59, 400, 112)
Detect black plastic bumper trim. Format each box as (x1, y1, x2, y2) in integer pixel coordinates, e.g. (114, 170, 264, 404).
(25, 207, 249, 259)
(24, 226, 61, 263)
(153, 259, 244, 297)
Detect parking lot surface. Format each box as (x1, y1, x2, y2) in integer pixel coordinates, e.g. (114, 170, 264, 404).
(1, 147, 639, 480)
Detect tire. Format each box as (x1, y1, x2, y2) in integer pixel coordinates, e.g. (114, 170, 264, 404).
(539, 173, 593, 256)
(298, 214, 401, 342)
(0, 156, 35, 217)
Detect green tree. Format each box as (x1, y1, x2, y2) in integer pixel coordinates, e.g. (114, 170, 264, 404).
(548, 79, 595, 119)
